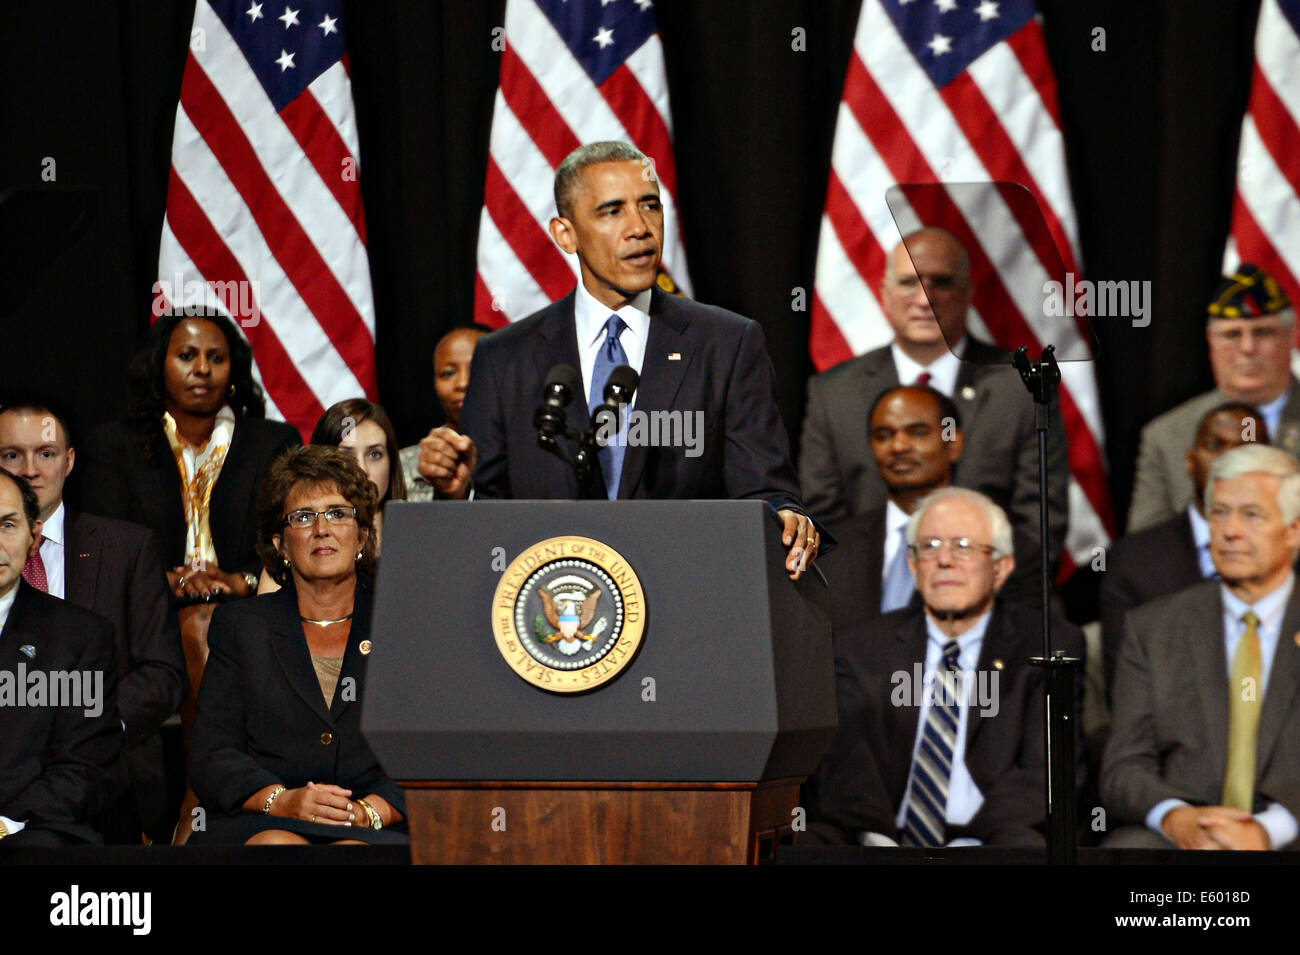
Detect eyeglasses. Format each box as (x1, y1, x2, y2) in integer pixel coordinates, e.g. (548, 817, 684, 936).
(1208, 322, 1289, 349)
(909, 537, 997, 562)
(283, 506, 357, 529)
(890, 274, 963, 295)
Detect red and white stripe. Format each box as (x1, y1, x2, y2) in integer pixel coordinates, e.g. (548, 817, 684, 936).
(1223, 0, 1300, 365)
(811, 0, 1114, 568)
(159, 0, 376, 439)
(474, 0, 690, 326)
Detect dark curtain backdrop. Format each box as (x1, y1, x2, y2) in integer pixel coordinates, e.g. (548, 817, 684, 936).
(0, 0, 1261, 530)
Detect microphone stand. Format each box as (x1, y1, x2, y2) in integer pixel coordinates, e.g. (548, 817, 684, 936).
(535, 397, 627, 499)
(1013, 344, 1080, 866)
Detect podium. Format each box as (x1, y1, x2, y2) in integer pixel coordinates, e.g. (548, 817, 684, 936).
(363, 500, 835, 864)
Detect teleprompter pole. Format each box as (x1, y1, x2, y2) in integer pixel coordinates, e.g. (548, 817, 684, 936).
(1013, 344, 1080, 866)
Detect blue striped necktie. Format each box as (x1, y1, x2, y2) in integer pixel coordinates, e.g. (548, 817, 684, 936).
(901, 639, 963, 847)
(590, 315, 628, 499)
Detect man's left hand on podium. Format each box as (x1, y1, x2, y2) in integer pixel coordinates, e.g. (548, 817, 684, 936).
(777, 508, 820, 580)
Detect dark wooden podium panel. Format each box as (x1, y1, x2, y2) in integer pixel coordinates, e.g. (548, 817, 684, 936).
(403, 779, 800, 865)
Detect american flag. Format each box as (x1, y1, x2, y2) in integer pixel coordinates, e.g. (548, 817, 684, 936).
(1223, 0, 1300, 342)
(158, 0, 376, 438)
(809, 0, 1114, 568)
(474, 0, 691, 326)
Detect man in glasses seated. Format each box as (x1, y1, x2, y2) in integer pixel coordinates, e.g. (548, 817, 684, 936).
(1129, 265, 1299, 532)
(807, 487, 1084, 847)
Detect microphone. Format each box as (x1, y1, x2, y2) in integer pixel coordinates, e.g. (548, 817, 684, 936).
(535, 364, 580, 447)
(591, 365, 639, 436)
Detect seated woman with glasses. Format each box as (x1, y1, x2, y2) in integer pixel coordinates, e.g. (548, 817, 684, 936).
(187, 445, 407, 845)
(257, 399, 405, 594)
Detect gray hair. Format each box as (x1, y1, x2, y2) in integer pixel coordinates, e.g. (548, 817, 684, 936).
(1205, 443, 1300, 523)
(884, 228, 971, 287)
(554, 141, 650, 219)
(905, 486, 1013, 558)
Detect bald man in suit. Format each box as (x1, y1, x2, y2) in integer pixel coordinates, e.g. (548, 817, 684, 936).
(799, 230, 1067, 564)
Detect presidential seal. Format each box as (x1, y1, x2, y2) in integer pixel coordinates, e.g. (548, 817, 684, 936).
(492, 536, 646, 693)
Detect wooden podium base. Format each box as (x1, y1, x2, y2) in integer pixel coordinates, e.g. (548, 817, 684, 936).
(402, 779, 801, 864)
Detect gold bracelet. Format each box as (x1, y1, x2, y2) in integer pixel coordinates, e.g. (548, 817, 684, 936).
(0, 818, 8, 839)
(355, 797, 382, 830)
(263, 785, 286, 815)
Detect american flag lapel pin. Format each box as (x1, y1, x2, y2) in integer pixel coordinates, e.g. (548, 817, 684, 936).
(668, 352, 681, 361)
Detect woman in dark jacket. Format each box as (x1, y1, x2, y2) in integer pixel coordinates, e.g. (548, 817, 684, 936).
(187, 445, 406, 845)
(79, 306, 300, 602)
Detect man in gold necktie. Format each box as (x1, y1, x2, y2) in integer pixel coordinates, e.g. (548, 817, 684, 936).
(1103, 443, 1300, 850)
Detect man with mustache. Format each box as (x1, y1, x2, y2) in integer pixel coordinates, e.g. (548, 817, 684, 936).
(417, 141, 825, 579)
(825, 384, 1039, 635)
(808, 487, 1084, 846)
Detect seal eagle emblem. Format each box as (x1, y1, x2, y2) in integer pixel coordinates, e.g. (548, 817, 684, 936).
(492, 536, 646, 693)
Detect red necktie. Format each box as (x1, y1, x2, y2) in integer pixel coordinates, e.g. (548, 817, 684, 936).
(23, 537, 48, 593)
(915, 371, 932, 387)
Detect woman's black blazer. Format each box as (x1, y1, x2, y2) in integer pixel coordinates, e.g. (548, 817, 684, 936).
(79, 417, 300, 575)
(187, 582, 405, 817)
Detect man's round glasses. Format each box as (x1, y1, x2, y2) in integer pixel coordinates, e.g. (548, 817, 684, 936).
(909, 537, 996, 562)
(283, 506, 357, 529)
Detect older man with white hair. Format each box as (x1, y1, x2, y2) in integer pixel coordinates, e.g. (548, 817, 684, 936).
(807, 487, 1084, 847)
(1104, 443, 1300, 850)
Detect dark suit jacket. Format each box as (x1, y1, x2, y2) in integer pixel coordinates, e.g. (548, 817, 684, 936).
(798, 340, 1069, 558)
(807, 599, 1084, 846)
(1098, 510, 1204, 699)
(188, 583, 405, 818)
(460, 287, 806, 512)
(78, 417, 301, 576)
(63, 509, 187, 836)
(1103, 579, 1300, 835)
(825, 504, 1043, 635)
(0, 582, 119, 835)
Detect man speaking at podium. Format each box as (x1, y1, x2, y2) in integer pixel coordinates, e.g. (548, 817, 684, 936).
(419, 142, 823, 579)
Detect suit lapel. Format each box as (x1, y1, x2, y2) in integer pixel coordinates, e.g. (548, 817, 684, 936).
(864, 508, 886, 613)
(1256, 586, 1300, 773)
(330, 584, 373, 722)
(62, 510, 99, 608)
(892, 611, 928, 791)
(210, 421, 257, 566)
(1275, 379, 1300, 456)
(268, 587, 335, 727)
(966, 603, 1010, 751)
(146, 428, 187, 566)
(0, 582, 53, 663)
(620, 289, 691, 499)
(1194, 586, 1230, 779)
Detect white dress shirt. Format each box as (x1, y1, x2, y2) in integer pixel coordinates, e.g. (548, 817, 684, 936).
(37, 501, 66, 599)
(1146, 573, 1298, 848)
(574, 282, 652, 409)
(0, 582, 24, 836)
(1257, 390, 1288, 444)
(890, 336, 967, 396)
